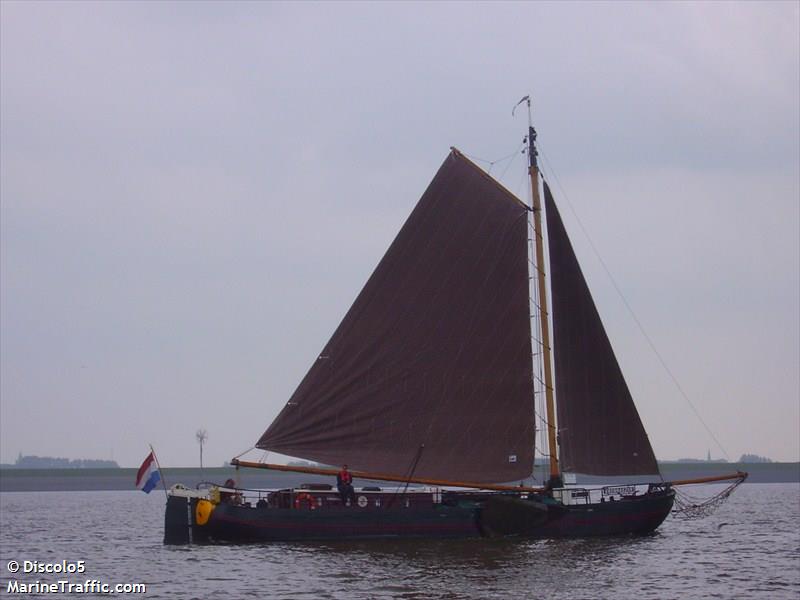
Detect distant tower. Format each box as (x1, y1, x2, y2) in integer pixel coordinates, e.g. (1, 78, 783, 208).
(707, 449, 711, 461)
(196, 429, 208, 471)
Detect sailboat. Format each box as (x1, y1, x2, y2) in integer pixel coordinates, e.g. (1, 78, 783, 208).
(164, 104, 746, 543)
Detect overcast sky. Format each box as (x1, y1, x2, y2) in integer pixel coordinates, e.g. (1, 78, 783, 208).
(2, 1, 798, 468)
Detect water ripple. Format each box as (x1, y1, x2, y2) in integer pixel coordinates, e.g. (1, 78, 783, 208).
(1, 484, 798, 599)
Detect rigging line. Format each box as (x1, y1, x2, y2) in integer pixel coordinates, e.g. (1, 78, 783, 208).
(514, 154, 530, 199)
(497, 140, 526, 181)
(386, 445, 425, 509)
(537, 143, 731, 461)
(461, 150, 510, 165)
(232, 446, 256, 460)
(462, 144, 523, 175)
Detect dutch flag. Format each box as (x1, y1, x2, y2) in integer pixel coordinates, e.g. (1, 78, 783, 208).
(136, 451, 161, 494)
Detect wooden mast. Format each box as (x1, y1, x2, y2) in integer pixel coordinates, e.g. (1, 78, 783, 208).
(523, 98, 561, 487)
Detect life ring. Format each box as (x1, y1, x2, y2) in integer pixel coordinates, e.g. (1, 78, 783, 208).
(294, 492, 316, 510)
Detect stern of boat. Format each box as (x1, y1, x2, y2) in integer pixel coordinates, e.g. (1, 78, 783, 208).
(164, 485, 212, 545)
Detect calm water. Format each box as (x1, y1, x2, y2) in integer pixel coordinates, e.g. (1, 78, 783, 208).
(1, 484, 798, 599)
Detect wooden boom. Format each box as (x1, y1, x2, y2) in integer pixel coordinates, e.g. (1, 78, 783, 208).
(231, 460, 747, 491)
(230, 459, 545, 493)
(668, 471, 748, 486)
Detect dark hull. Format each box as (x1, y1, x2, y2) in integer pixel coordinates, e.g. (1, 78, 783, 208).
(166, 497, 479, 543)
(165, 489, 674, 544)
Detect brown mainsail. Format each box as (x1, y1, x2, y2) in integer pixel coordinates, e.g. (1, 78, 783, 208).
(543, 181, 659, 477)
(257, 150, 535, 484)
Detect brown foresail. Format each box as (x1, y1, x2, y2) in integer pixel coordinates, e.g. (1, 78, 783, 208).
(257, 150, 535, 484)
(543, 182, 659, 476)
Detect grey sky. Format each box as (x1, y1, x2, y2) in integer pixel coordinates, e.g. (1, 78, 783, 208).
(1, 1, 798, 468)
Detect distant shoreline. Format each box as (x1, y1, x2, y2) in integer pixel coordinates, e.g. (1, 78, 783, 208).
(0, 462, 797, 492)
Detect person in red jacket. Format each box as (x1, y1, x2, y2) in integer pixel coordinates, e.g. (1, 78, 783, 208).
(336, 465, 356, 506)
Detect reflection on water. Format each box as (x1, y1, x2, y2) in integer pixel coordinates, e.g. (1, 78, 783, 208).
(1, 484, 798, 599)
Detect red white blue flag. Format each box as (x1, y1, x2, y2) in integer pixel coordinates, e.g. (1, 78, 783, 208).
(136, 451, 161, 494)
